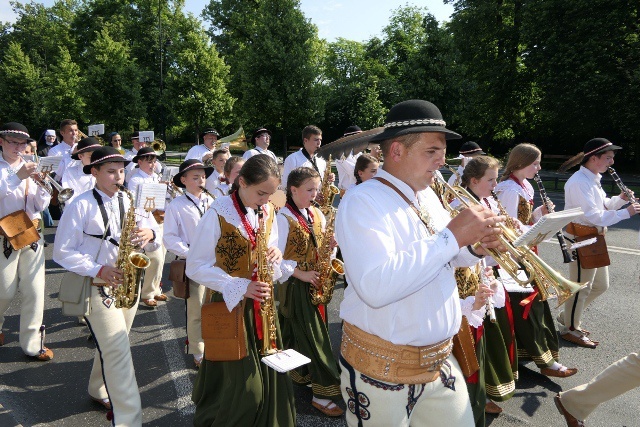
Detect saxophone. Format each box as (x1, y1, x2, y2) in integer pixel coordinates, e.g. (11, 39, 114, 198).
(256, 207, 278, 355)
(113, 185, 151, 309)
(317, 155, 339, 216)
(309, 206, 344, 305)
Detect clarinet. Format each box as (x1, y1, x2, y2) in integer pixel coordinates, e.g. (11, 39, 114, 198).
(480, 259, 496, 323)
(607, 167, 637, 203)
(533, 173, 573, 263)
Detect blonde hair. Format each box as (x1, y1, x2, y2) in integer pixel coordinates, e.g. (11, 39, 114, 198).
(461, 156, 501, 187)
(500, 143, 541, 181)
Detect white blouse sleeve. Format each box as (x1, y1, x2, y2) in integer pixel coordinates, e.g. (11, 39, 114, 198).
(276, 213, 296, 282)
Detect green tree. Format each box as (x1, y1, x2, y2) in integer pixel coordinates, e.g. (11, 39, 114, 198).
(34, 46, 85, 126)
(83, 29, 145, 133)
(0, 42, 40, 128)
(163, 15, 234, 141)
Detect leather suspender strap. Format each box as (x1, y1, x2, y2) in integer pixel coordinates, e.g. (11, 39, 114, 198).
(373, 177, 435, 234)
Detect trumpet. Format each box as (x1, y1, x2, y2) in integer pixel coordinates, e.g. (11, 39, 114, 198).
(436, 170, 586, 307)
(608, 167, 637, 203)
(152, 139, 166, 156)
(41, 174, 75, 203)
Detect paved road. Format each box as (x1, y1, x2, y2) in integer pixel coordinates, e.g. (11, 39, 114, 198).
(1, 191, 639, 426)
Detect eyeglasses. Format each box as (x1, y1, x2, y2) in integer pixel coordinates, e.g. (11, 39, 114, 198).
(1, 138, 29, 147)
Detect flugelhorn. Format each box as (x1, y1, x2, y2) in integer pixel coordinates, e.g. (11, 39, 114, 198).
(436, 170, 586, 307)
(152, 139, 166, 156)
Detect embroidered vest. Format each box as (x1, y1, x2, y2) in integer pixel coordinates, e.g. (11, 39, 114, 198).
(214, 209, 275, 279)
(517, 196, 533, 225)
(455, 266, 481, 300)
(282, 207, 323, 270)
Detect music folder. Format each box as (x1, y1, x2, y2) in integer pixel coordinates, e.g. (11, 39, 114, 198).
(261, 349, 311, 373)
(512, 208, 584, 247)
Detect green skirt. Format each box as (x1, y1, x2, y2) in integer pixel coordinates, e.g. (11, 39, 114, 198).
(277, 277, 341, 401)
(484, 306, 517, 401)
(466, 327, 486, 427)
(509, 291, 559, 369)
(192, 298, 296, 427)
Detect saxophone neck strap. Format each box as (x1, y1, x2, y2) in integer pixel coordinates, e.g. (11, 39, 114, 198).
(86, 189, 125, 247)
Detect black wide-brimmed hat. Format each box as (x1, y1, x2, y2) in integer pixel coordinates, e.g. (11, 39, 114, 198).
(83, 146, 130, 174)
(200, 128, 220, 139)
(252, 127, 272, 141)
(369, 100, 461, 142)
(172, 159, 214, 188)
(459, 141, 485, 156)
(132, 147, 157, 163)
(343, 125, 362, 137)
(583, 138, 621, 157)
(0, 122, 35, 142)
(71, 137, 102, 160)
(131, 131, 139, 140)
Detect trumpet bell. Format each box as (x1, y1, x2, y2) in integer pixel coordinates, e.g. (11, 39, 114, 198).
(57, 188, 75, 203)
(152, 139, 166, 156)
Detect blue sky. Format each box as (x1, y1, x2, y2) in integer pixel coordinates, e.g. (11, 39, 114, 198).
(1, 0, 453, 42)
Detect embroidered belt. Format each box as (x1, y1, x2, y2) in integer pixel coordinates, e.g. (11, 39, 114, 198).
(341, 322, 452, 384)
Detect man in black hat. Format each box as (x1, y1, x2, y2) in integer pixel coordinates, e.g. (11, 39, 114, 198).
(186, 127, 220, 163)
(558, 138, 640, 348)
(335, 100, 504, 426)
(127, 146, 168, 307)
(447, 141, 485, 186)
(242, 127, 277, 162)
(0, 122, 54, 361)
(53, 146, 159, 423)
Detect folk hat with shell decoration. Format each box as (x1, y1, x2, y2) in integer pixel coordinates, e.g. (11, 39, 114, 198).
(83, 146, 130, 174)
(172, 159, 214, 188)
(369, 100, 461, 142)
(131, 146, 157, 163)
(0, 122, 35, 142)
(71, 137, 102, 160)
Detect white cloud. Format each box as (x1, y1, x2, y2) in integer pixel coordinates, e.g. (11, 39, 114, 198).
(322, 1, 343, 12)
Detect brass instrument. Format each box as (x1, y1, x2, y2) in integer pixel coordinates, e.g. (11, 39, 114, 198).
(436, 172, 586, 307)
(256, 207, 278, 355)
(445, 163, 462, 187)
(199, 185, 216, 200)
(309, 206, 344, 305)
(532, 173, 573, 263)
(113, 185, 151, 309)
(167, 182, 184, 200)
(42, 173, 74, 203)
(608, 167, 637, 203)
(152, 139, 166, 156)
(490, 190, 520, 232)
(316, 155, 339, 216)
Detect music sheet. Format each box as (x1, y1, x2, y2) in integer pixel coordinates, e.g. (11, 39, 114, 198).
(162, 166, 179, 182)
(135, 183, 167, 211)
(512, 208, 584, 247)
(37, 156, 63, 174)
(261, 349, 311, 373)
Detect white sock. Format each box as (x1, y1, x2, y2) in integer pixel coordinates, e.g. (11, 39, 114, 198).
(312, 397, 336, 408)
(194, 353, 203, 363)
(549, 362, 566, 371)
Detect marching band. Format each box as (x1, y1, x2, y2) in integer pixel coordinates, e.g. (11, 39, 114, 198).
(1, 99, 640, 427)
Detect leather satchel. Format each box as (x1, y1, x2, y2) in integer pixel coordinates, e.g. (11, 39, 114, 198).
(201, 299, 247, 362)
(58, 272, 92, 317)
(169, 260, 189, 299)
(0, 210, 40, 250)
(566, 222, 610, 269)
(451, 316, 480, 378)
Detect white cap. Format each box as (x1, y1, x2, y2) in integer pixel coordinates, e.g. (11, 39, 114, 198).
(45, 129, 56, 136)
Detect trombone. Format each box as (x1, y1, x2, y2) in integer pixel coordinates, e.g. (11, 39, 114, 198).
(436, 170, 586, 307)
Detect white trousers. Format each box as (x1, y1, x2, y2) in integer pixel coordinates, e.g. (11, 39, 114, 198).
(85, 285, 142, 427)
(186, 280, 206, 355)
(0, 237, 45, 356)
(559, 263, 609, 333)
(560, 352, 640, 421)
(340, 354, 474, 427)
(141, 224, 165, 300)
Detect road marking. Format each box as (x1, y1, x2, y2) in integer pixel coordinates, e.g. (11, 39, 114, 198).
(542, 239, 640, 255)
(155, 302, 195, 416)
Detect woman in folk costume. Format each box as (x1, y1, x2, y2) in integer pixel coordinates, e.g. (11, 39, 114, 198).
(276, 167, 344, 417)
(494, 143, 577, 378)
(457, 156, 519, 417)
(186, 154, 295, 427)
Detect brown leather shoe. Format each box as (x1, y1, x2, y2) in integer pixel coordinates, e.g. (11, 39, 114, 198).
(0, 332, 5, 346)
(561, 332, 598, 349)
(154, 294, 168, 301)
(541, 366, 578, 378)
(312, 400, 345, 417)
(142, 298, 158, 307)
(554, 394, 585, 426)
(35, 347, 54, 361)
(485, 400, 503, 414)
(91, 396, 112, 410)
